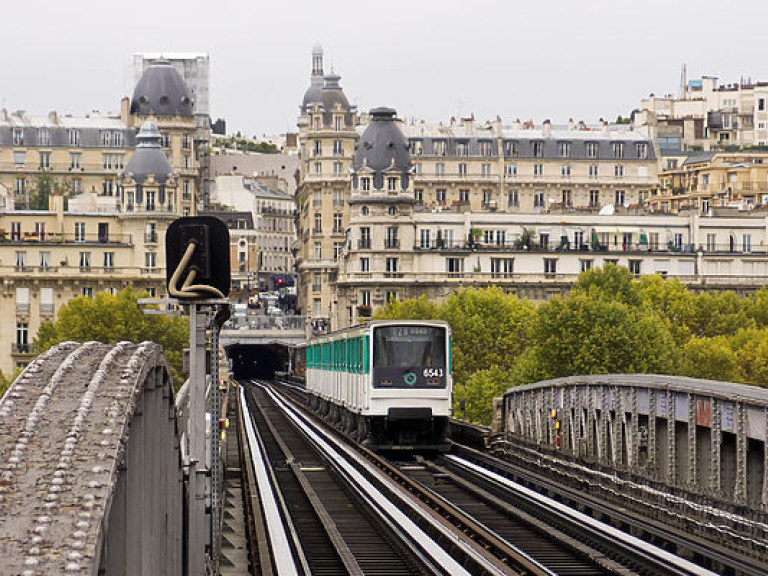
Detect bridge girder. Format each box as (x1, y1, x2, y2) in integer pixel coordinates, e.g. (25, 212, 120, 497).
(0, 341, 183, 575)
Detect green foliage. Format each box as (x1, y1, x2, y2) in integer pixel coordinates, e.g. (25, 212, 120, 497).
(28, 174, 67, 210)
(0, 372, 9, 399)
(454, 367, 513, 425)
(370, 272, 768, 424)
(374, 294, 440, 320)
(571, 263, 641, 307)
(742, 288, 768, 327)
(638, 275, 697, 345)
(730, 329, 768, 387)
(35, 287, 189, 389)
(213, 136, 279, 154)
(439, 288, 535, 385)
(678, 336, 738, 382)
(533, 293, 677, 378)
(690, 291, 753, 338)
(0, 367, 26, 399)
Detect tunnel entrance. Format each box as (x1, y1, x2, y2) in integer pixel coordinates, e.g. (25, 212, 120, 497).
(226, 343, 290, 380)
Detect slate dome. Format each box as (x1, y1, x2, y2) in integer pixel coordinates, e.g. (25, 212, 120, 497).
(131, 59, 193, 117)
(352, 107, 410, 190)
(123, 121, 173, 184)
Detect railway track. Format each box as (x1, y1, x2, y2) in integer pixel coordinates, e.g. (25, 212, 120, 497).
(239, 381, 522, 575)
(239, 380, 742, 575)
(451, 443, 768, 576)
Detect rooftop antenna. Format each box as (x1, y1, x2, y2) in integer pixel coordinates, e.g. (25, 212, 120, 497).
(680, 63, 688, 100)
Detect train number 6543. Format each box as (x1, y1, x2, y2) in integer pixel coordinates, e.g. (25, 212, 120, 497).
(423, 368, 444, 378)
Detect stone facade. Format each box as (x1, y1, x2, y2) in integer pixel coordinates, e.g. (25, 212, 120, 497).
(0, 199, 174, 375)
(636, 74, 768, 152)
(649, 151, 768, 214)
(295, 48, 768, 333)
(0, 60, 203, 377)
(206, 175, 297, 293)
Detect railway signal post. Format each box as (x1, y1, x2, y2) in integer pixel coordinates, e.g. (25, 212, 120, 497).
(166, 217, 231, 574)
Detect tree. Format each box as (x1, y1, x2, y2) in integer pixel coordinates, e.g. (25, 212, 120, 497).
(731, 328, 768, 387)
(741, 288, 768, 328)
(438, 288, 536, 386)
(678, 336, 738, 382)
(454, 366, 513, 425)
(0, 366, 23, 399)
(35, 287, 189, 389)
(28, 174, 68, 210)
(532, 293, 677, 378)
(374, 294, 441, 320)
(571, 263, 641, 307)
(691, 291, 753, 338)
(639, 275, 697, 345)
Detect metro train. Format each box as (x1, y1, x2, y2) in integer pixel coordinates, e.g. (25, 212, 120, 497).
(304, 320, 452, 451)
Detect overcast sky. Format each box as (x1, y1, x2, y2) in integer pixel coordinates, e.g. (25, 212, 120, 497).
(2, 0, 767, 137)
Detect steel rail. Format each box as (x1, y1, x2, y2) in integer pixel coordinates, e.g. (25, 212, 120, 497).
(446, 454, 719, 576)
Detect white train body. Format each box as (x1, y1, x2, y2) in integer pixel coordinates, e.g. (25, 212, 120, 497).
(305, 320, 452, 450)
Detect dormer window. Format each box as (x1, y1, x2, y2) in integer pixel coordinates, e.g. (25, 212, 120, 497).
(387, 177, 397, 191)
(361, 177, 371, 191)
(409, 140, 423, 155)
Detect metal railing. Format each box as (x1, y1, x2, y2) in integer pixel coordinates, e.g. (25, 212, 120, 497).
(0, 232, 133, 245)
(224, 314, 305, 332)
(11, 343, 34, 355)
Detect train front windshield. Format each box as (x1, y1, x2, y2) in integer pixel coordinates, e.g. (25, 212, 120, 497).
(373, 325, 447, 388)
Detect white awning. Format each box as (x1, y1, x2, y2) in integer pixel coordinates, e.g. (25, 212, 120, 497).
(617, 227, 640, 234)
(593, 226, 618, 234)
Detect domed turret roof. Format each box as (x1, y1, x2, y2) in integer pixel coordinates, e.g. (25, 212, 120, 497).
(301, 85, 323, 112)
(317, 74, 349, 113)
(131, 59, 193, 117)
(353, 107, 409, 171)
(123, 121, 173, 184)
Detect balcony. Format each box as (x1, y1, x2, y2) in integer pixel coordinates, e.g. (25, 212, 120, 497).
(16, 303, 30, 315)
(357, 305, 372, 318)
(384, 239, 400, 249)
(0, 232, 133, 245)
(358, 239, 371, 249)
(11, 343, 35, 356)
